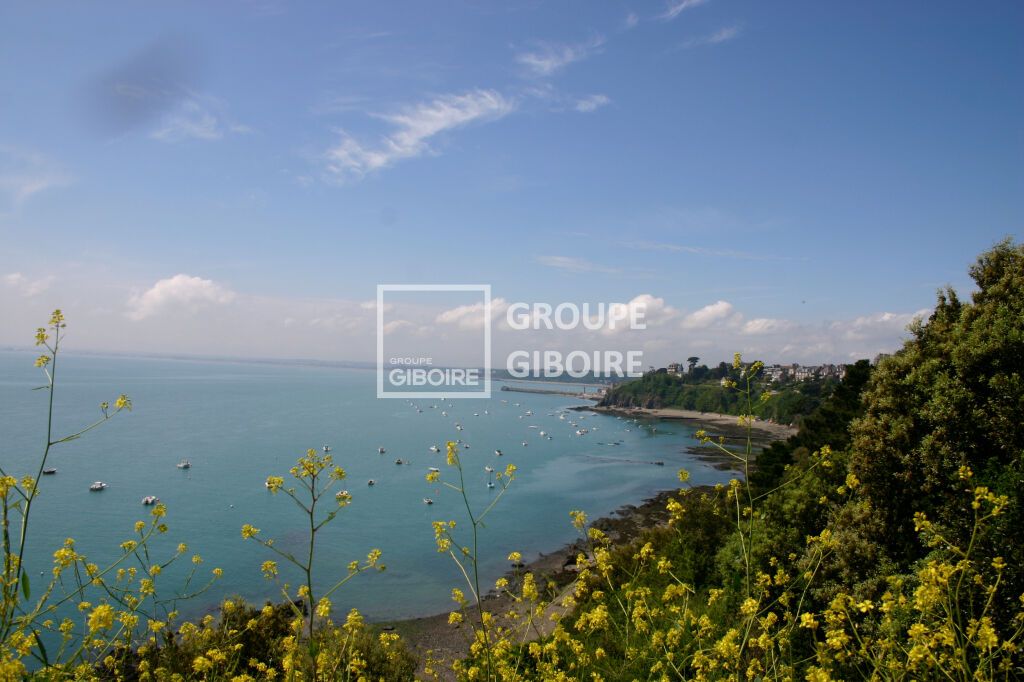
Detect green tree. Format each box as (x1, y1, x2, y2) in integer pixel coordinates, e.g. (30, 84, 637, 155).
(843, 238, 1024, 624)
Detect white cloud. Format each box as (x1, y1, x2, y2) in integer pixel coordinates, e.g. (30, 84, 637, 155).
(681, 300, 736, 329)
(600, 294, 677, 335)
(831, 310, 929, 342)
(3, 272, 54, 297)
(575, 94, 611, 113)
(515, 36, 605, 77)
(661, 0, 708, 21)
(0, 148, 72, 205)
(359, 299, 395, 313)
(151, 95, 251, 142)
(436, 298, 508, 330)
(382, 319, 415, 335)
(742, 318, 793, 335)
(679, 26, 740, 49)
(325, 89, 514, 180)
(535, 255, 620, 275)
(625, 12, 640, 29)
(127, 274, 236, 320)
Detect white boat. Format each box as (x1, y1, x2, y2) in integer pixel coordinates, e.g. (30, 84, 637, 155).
(395, 458, 405, 465)
(89, 481, 107, 491)
(141, 495, 159, 505)
(428, 467, 440, 472)
(442, 411, 448, 416)
(494, 449, 503, 456)
(484, 466, 494, 473)
(367, 479, 376, 486)
(176, 459, 191, 469)
(423, 498, 434, 505)
(522, 441, 528, 447)
(429, 445, 440, 453)
(487, 482, 495, 489)
(322, 445, 331, 453)
(378, 447, 386, 454)
(539, 431, 546, 436)
(42, 468, 57, 475)
(463, 443, 470, 449)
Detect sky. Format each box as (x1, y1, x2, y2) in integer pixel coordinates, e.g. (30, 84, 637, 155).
(0, 1, 1021, 368)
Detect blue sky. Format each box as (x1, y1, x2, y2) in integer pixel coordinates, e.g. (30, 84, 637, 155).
(1, 1, 1021, 365)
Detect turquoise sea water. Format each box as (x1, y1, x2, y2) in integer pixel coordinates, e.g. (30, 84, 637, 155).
(0, 351, 732, 621)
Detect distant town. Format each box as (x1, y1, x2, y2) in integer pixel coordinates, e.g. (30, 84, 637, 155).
(659, 353, 891, 384)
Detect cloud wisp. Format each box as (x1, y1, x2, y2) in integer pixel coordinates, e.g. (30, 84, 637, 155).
(677, 26, 740, 49)
(623, 241, 799, 262)
(324, 89, 515, 181)
(534, 255, 621, 275)
(0, 148, 72, 206)
(575, 94, 611, 113)
(3, 273, 54, 297)
(515, 35, 605, 77)
(151, 94, 252, 142)
(660, 0, 708, 22)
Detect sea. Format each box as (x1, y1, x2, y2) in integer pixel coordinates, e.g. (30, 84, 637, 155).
(0, 350, 733, 622)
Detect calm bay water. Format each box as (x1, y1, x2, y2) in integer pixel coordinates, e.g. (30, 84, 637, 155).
(0, 351, 731, 621)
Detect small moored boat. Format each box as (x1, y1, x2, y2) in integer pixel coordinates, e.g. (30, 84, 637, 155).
(176, 459, 191, 469)
(89, 481, 107, 491)
(42, 468, 57, 475)
(423, 498, 433, 505)
(142, 495, 159, 505)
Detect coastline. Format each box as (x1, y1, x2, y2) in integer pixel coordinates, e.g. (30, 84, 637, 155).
(384, 408, 793, 671)
(586, 404, 797, 440)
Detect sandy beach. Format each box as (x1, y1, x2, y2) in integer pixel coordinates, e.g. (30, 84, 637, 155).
(587, 405, 798, 440)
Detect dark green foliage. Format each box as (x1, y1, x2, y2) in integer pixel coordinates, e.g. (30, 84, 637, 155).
(846, 238, 1024, 624)
(599, 370, 838, 426)
(751, 360, 873, 493)
(552, 240, 1024, 677)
